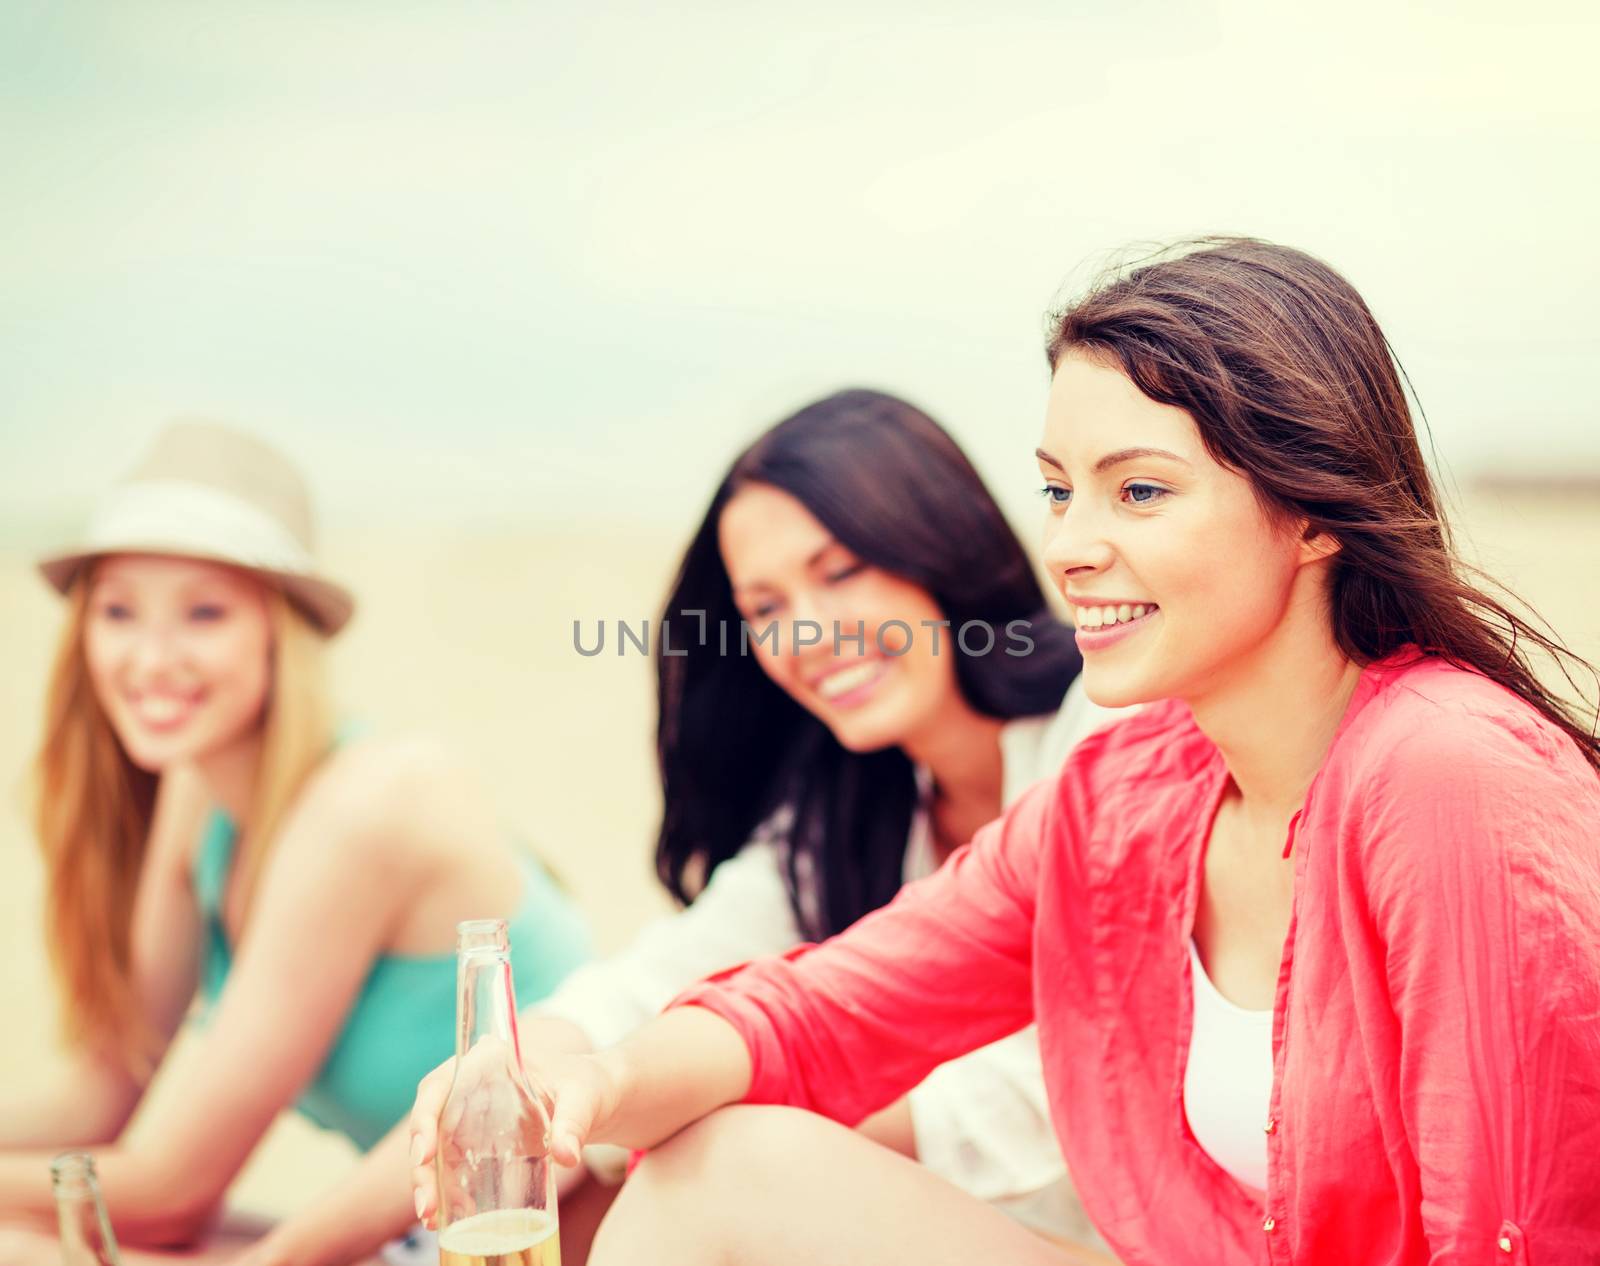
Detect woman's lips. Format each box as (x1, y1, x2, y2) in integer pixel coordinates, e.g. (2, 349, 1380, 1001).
(811, 657, 890, 708)
(1073, 605, 1160, 651)
(127, 690, 205, 732)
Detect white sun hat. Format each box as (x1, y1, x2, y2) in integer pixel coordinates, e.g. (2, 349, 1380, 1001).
(37, 421, 355, 636)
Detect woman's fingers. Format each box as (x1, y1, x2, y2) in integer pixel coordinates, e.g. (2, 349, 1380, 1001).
(549, 1074, 601, 1168)
(412, 1049, 606, 1226)
(408, 1060, 452, 1165)
(412, 1156, 439, 1227)
(408, 1060, 454, 1227)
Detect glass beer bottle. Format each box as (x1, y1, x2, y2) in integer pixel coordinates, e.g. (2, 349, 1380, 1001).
(435, 919, 560, 1266)
(51, 1152, 122, 1266)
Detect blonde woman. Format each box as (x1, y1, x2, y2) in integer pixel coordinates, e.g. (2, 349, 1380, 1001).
(0, 423, 591, 1263)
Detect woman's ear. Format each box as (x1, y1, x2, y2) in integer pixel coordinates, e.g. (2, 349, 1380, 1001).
(1296, 523, 1342, 566)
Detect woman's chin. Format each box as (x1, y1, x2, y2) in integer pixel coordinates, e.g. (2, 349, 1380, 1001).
(112, 717, 236, 773)
(115, 736, 186, 773)
(822, 705, 916, 754)
(1080, 665, 1161, 711)
(827, 724, 901, 754)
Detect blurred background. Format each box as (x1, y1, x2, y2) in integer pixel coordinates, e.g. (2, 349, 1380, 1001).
(3, 0, 1597, 1220)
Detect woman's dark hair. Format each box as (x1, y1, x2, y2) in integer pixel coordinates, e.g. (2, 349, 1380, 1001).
(655, 389, 1081, 939)
(1046, 236, 1599, 771)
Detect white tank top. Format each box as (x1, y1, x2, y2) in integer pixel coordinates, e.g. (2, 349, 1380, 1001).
(1183, 938, 1274, 1192)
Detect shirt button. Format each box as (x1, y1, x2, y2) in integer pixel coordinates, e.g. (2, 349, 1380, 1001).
(1263, 1216, 1276, 1233)
(1264, 1117, 1277, 1134)
(1499, 1236, 1514, 1253)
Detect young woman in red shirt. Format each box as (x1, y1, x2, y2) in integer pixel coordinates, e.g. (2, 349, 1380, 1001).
(414, 239, 1600, 1265)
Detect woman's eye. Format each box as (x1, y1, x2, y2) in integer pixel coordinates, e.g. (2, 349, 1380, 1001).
(748, 601, 780, 620)
(1038, 484, 1072, 507)
(188, 604, 228, 622)
(1123, 483, 1170, 505)
(825, 562, 865, 584)
(98, 602, 132, 621)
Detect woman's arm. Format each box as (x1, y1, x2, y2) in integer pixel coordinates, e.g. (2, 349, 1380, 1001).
(0, 752, 432, 1246)
(410, 773, 1056, 1227)
(587, 777, 1047, 1146)
(1367, 715, 1600, 1260)
(0, 1048, 146, 1153)
(410, 1004, 753, 1228)
(0, 765, 209, 1150)
(671, 773, 1050, 1128)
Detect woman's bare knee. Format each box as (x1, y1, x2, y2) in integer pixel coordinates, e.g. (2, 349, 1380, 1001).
(594, 1106, 1080, 1266)
(591, 1107, 827, 1265)
(630, 1105, 826, 1203)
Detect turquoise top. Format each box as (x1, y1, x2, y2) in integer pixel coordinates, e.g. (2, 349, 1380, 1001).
(192, 809, 592, 1151)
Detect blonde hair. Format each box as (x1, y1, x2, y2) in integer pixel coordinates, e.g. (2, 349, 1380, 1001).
(33, 572, 333, 1074)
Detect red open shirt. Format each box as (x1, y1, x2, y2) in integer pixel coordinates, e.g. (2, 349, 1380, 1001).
(678, 652, 1600, 1264)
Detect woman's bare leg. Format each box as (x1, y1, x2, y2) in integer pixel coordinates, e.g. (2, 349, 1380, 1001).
(589, 1106, 1115, 1266)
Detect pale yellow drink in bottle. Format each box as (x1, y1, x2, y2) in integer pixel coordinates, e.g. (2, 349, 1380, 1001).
(435, 920, 560, 1265)
(437, 1208, 561, 1266)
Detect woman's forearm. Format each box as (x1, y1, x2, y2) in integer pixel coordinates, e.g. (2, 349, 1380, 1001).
(586, 1007, 752, 1152)
(518, 1011, 596, 1059)
(0, 1146, 213, 1246)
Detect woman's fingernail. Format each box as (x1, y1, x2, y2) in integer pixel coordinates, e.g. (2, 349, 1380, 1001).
(410, 1134, 424, 1166)
(415, 1191, 428, 1221)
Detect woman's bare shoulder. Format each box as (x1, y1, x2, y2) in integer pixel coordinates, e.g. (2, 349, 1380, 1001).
(280, 733, 501, 871)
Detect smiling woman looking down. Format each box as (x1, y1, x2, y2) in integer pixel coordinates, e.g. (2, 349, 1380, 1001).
(412, 241, 1600, 1266)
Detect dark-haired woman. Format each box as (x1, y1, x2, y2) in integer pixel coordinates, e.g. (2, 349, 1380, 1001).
(413, 241, 1600, 1266)
(254, 390, 1119, 1266)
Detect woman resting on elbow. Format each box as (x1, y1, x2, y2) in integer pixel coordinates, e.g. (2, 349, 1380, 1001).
(413, 240, 1600, 1265)
(0, 423, 590, 1263)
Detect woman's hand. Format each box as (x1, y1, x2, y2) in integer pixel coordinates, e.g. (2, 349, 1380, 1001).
(408, 1044, 621, 1231)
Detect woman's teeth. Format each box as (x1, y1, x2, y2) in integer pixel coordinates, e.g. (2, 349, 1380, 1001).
(815, 660, 883, 700)
(1074, 603, 1155, 630)
(133, 693, 200, 725)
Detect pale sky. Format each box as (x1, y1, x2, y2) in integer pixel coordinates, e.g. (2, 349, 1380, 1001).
(3, 0, 1597, 541)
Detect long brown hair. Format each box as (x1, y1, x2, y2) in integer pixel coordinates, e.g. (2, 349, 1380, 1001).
(1046, 237, 1599, 771)
(33, 570, 333, 1073)
(655, 389, 1081, 939)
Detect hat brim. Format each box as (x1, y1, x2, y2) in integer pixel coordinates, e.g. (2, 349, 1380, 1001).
(37, 548, 355, 637)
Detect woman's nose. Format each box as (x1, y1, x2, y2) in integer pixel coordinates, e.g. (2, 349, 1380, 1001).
(1041, 504, 1116, 583)
(125, 623, 187, 683)
(786, 591, 832, 659)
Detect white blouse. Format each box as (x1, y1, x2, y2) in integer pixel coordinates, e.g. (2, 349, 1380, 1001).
(538, 678, 1127, 1242)
(1182, 938, 1275, 1194)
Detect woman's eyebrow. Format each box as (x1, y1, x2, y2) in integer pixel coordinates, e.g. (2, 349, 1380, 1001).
(1036, 445, 1192, 474)
(1092, 446, 1192, 474)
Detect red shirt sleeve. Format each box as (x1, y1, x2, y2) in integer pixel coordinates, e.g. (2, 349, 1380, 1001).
(1360, 700, 1600, 1262)
(673, 770, 1057, 1128)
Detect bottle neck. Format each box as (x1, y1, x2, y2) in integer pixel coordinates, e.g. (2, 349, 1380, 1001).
(456, 948, 523, 1062)
(52, 1155, 121, 1266)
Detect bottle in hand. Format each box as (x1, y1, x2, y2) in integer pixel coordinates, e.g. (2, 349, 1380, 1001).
(435, 919, 561, 1266)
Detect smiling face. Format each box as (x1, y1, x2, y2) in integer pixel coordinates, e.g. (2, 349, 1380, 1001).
(718, 482, 959, 753)
(1037, 350, 1333, 710)
(83, 554, 274, 772)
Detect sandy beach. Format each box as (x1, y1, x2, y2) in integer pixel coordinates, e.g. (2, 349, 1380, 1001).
(1, 488, 1596, 1218)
